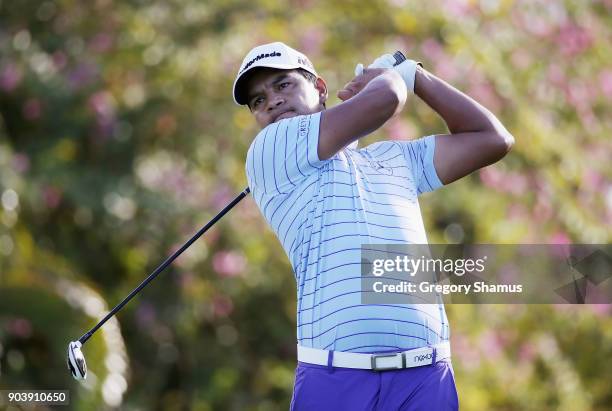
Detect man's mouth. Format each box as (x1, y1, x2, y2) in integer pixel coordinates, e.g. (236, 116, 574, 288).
(274, 110, 295, 123)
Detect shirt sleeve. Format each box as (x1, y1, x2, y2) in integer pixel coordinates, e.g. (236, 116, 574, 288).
(246, 112, 326, 195)
(399, 135, 444, 195)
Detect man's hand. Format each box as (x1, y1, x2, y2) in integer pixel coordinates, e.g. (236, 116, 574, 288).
(355, 53, 422, 93)
(337, 68, 389, 101)
(354, 53, 398, 76)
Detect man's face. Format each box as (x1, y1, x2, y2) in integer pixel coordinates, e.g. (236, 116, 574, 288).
(244, 68, 327, 128)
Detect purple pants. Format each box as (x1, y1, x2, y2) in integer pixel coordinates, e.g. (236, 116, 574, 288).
(290, 359, 459, 411)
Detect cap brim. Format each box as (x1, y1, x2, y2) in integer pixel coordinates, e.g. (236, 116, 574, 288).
(233, 63, 317, 105)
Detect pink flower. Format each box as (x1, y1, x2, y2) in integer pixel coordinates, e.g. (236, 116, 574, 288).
(549, 231, 571, 244)
(384, 117, 416, 141)
(549, 237, 571, 260)
(518, 342, 536, 363)
(547, 65, 566, 88)
(479, 167, 504, 191)
(499, 264, 520, 284)
(155, 113, 177, 136)
(298, 27, 324, 56)
(577, 107, 598, 130)
(89, 33, 113, 53)
(211, 186, 232, 210)
(42, 185, 63, 209)
(176, 271, 195, 288)
(556, 22, 593, 57)
(12, 153, 30, 173)
(213, 251, 246, 277)
(508, 204, 527, 220)
(213, 295, 234, 317)
(451, 334, 481, 370)
(434, 60, 461, 84)
(467, 81, 501, 113)
(67, 63, 98, 90)
(88, 91, 115, 118)
(0, 63, 23, 92)
(504, 173, 529, 196)
(533, 194, 553, 221)
(52, 51, 68, 71)
(511, 7, 555, 38)
(88, 91, 117, 140)
(566, 81, 591, 110)
(511, 49, 532, 71)
(606, 185, 612, 224)
(442, 0, 474, 18)
(23, 99, 42, 120)
(136, 302, 157, 328)
(553, 303, 573, 313)
(7, 318, 32, 338)
(479, 330, 504, 360)
(600, 70, 612, 97)
(588, 304, 612, 317)
(420, 38, 444, 62)
(582, 169, 604, 190)
(203, 227, 220, 247)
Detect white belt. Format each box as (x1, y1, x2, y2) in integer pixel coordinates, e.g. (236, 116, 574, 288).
(297, 342, 451, 371)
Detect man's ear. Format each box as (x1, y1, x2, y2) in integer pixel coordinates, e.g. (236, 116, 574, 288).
(315, 77, 328, 105)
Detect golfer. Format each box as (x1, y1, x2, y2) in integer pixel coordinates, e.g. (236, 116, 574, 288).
(233, 42, 514, 410)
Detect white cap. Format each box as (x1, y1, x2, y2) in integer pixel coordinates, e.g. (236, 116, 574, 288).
(233, 42, 318, 105)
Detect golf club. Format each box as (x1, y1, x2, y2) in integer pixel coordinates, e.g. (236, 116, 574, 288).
(67, 186, 250, 380)
(393, 51, 406, 65)
(67, 49, 408, 380)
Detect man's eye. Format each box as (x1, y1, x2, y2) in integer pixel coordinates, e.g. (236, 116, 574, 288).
(253, 97, 263, 107)
(279, 82, 290, 89)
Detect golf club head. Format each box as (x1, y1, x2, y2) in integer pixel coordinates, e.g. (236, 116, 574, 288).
(67, 341, 87, 380)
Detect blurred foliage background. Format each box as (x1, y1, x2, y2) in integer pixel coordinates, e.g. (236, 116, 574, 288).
(1, 0, 611, 410)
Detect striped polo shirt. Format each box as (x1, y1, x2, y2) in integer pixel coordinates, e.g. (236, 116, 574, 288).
(245, 111, 450, 353)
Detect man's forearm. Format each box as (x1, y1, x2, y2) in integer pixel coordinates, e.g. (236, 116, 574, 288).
(414, 67, 510, 137)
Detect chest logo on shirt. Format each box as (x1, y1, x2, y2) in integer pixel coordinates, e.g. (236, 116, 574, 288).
(350, 152, 395, 176)
(370, 160, 393, 176)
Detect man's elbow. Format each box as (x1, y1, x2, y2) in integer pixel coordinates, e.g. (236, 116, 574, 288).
(487, 128, 514, 154)
(371, 71, 407, 120)
(497, 131, 515, 155)
(387, 72, 407, 116)
(369, 92, 402, 129)
(377, 88, 403, 121)
(483, 131, 515, 164)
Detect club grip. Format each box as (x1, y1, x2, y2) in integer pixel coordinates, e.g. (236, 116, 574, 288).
(392, 51, 406, 66)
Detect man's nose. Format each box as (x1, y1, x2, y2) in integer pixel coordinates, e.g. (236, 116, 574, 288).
(267, 95, 284, 111)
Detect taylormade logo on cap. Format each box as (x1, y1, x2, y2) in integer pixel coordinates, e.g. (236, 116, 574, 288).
(233, 42, 318, 105)
(240, 51, 283, 74)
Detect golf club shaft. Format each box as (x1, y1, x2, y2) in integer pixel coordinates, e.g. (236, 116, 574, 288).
(78, 186, 251, 345)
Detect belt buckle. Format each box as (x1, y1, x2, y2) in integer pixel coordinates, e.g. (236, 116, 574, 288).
(370, 352, 405, 371)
